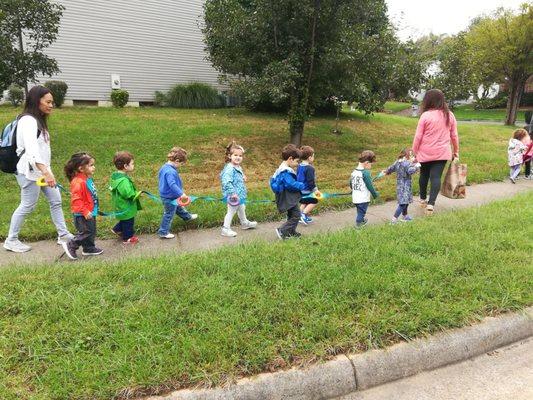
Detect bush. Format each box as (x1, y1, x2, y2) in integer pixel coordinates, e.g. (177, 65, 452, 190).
(44, 80, 68, 107)
(110, 89, 129, 107)
(474, 90, 508, 109)
(154, 90, 167, 107)
(8, 85, 24, 106)
(161, 82, 225, 108)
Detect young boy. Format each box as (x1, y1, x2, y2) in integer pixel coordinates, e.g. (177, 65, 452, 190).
(157, 147, 198, 239)
(271, 144, 305, 239)
(350, 150, 379, 227)
(110, 151, 142, 244)
(297, 145, 318, 224)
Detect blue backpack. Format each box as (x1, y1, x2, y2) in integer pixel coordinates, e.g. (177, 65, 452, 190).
(269, 173, 283, 194)
(0, 115, 40, 173)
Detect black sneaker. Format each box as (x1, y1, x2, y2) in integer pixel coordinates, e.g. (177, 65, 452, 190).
(356, 220, 368, 228)
(81, 247, 104, 256)
(61, 241, 78, 260)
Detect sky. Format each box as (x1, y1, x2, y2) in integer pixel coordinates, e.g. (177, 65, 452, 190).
(386, 0, 528, 41)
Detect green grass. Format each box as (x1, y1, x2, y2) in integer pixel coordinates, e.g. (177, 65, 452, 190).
(0, 106, 518, 241)
(1, 192, 531, 400)
(383, 101, 411, 113)
(453, 104, 528, 122)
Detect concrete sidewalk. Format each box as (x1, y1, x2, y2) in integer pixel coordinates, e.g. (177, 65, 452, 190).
(2, 180, 532, 267)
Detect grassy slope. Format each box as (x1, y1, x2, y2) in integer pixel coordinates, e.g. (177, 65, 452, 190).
(383, 101, 411, 113)
(0, 192, 531, 400)
(453, 104, 527, 122)
(0, 106, 518, 241)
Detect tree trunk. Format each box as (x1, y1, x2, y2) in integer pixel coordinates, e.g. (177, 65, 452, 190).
(289, 119, 304, 146)
(505, 80, 524, 126)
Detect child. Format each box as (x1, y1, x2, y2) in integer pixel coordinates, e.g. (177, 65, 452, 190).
(297, 145, 318, 224)
(383, 148, 420, 223)
(157, 147, 198, 239)
(521, 127, 533, 179)
(350, 150, 379, 227)
(110, 151, 142, 244)
(220, 141, 257, 237)
(61, 152, 103, 260)
(508, 129, 528, 183)
(271, 144, 305, 239)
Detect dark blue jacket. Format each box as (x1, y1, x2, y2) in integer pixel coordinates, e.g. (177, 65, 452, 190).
(296, 163, 317, 194)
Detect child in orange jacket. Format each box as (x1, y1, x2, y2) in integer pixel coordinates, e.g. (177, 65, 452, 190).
(61, 152, 103, 260)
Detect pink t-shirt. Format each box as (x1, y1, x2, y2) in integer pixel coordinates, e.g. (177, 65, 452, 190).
(412, 110, 459, 163)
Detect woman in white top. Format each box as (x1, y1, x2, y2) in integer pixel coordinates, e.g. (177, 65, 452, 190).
(3, 86, 73, 253)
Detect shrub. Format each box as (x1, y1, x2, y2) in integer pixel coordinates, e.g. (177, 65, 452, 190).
(110, 89, 129, 107)
(154, 90, 167, 107)
(8, 85, 24, 106)
(44, 80, 68, 107)
(163, 82, 225, 108)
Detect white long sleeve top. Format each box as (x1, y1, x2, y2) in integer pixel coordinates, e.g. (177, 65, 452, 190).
(15, 115, 51, 180)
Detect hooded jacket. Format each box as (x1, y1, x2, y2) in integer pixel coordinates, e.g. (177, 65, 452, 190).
(109, 171, 141, 220)
(271, 162, 305, 212)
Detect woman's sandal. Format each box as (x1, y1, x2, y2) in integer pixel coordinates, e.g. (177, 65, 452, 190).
(419, 199, 428, 208)
(425, 205, 434, 216)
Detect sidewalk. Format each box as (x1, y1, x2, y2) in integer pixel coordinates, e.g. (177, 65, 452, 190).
(2, 180, 532, 268)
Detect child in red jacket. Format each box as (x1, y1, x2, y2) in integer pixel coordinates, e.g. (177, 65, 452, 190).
(61, 152, 103, 260)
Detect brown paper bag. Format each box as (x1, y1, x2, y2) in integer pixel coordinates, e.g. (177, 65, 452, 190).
(440, 160, 467, 199)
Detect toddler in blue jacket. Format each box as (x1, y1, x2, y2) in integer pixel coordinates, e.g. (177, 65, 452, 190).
(271, 144, 305, 239)
(297, 145, 318, 224)
(157, 147, 197, 239)
(220, 141, 257, 237)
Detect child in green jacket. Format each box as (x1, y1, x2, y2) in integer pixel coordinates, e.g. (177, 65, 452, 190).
(110, 151, 142, 244)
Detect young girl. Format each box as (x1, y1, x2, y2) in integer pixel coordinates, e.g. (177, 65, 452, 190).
(61, 152, 103, 260)
(508, 129, 528, 183)
(220, 141, 257, 237)
(383, 148, 420, 223)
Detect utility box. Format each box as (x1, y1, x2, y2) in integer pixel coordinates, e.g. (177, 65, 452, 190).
(111, 74, 121, 89)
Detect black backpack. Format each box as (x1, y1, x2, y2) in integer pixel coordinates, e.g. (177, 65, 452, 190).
(0, 115, 41, 173)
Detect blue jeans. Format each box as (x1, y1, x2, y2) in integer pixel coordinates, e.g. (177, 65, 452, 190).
(113, 217, 135, 240)
(394, 204, 409, 218)
(355, 202, 369, 224)
(158, 199, 192, 235)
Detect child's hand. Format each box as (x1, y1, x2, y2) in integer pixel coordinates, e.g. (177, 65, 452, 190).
(381, 169, 387, 175)
(84, 212, 93, 220)
(230, 193, 239, 201)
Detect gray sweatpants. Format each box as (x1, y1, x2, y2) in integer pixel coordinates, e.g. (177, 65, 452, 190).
(7, 174, 70, 241)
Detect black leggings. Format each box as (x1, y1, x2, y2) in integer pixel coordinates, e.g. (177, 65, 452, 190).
(419, 160, 447, 206)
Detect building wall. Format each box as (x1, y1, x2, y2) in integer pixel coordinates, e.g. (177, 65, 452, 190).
(39, 0, 222, 102)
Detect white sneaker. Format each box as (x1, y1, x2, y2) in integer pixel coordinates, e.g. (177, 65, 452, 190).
(241, 220, 257, 230)
(188, 214, 198, 221)
(159, 233, 175, 239)
(221, 227, 237, 237)
(57, 233, 75, 245)
(3, 239, 32, 253)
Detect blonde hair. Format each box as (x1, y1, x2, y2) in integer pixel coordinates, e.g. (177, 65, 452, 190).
(225, 141, 245, 163)
(167, 147, 187, 163)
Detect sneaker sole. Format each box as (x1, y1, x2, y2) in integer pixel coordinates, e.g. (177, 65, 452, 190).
(81, 251, 104, 256)
(275, 229, 283, 240)
(241, 225, 257, 230)
(3, 243, 31, 253)
(61, 242, 78, 260)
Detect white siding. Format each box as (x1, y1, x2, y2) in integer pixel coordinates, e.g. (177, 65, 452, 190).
(39, 0, 222, 102)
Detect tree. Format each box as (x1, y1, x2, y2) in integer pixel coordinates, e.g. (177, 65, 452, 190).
(0, 0, 64, 95)
(387, 39, 427, 100)
(466, 4, 533, 125)
(203, 0, 393, 145)
(431, 34, 477, 107)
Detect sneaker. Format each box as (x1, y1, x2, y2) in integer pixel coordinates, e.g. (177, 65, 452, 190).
(525, 175, 532, 180)
(390, 218, 399, 224)
(82, 247, 104, 256)
(57, 233, 75, 245)
(123, 236, 139, 245)
(221, 227, 237, 237)
(305, 215, 313, 223)
(187, 214, 198, 221)
(425, 205, 434, 216)
(159, 233, 175, 239)
(3, 239, 31, 253)
(356, 219, 368, 228)
(510, 176, 516, 184)
(402, 215, 413, 222)
(287, 232, 302, 238)
(61, 241, 78, 260)
(110, 228, 122, 237)
(275, 228, 284, 240)
(241, 220, 257, 230)
(299, 214, 309, 225)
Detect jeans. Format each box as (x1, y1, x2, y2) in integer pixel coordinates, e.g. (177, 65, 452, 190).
(510, 164, 521, 179)
(7, 174, 70, 241)
(223, 204, 248, 228)
(278, 205, 300, 236)
(158, 199, 192, 235)
(419, 160, 447, 206)
(394, 204, 409, 218)
(355, 202, 369, 224)
(113, 217, 135, 240)
(71, 216, 97, 252)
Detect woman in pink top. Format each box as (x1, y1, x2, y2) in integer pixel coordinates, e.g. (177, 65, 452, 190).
(412, 89, 459, 214)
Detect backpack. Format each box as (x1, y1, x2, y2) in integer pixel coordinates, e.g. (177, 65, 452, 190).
(0, 115, 40, 174)
(269, 173, 283, 193)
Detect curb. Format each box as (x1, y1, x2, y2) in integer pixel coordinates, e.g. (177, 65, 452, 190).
(146, 307, 533, 400)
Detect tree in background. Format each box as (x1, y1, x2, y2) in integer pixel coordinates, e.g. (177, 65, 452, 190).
(203, 0, 395, 145)
(466, 4, 533, 125)
(387, 39, 427, 100)
(0, 0, 64, 95)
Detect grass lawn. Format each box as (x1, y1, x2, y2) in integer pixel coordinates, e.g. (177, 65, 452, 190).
(452, 104, 528, 122)
(0, 192, 531, 400)
(0, 106, 518, 242)
(383, 101, 411, 113)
